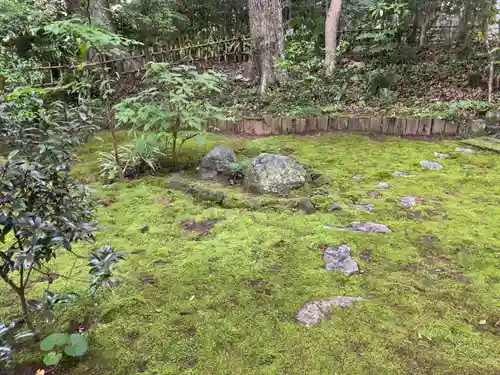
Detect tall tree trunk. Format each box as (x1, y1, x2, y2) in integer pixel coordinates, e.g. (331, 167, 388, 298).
(325, 0, 342, 76)
(457, 0, 473, 47)
(65, 0, 82, 13)
(88, 0, 113, 30)
(248, 0, 284, 94)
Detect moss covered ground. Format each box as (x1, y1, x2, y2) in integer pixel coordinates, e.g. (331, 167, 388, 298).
(3, 131, 500, 375)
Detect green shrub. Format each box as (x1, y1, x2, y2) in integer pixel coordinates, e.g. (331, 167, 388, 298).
(114, 63, 227, 163)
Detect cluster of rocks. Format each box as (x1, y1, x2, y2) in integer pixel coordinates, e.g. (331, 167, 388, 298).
(201, 147, 308, 194)
(188, 143, 480, 327)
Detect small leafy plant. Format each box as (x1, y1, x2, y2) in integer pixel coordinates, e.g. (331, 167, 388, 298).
(114, 63, 227, 163)
(40, 332, 89, 366)
(228, 161, 249, 180)
(88, 244, 125, 295)
(99, 135, 165, 180)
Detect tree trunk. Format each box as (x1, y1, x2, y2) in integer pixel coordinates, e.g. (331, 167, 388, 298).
(65, 0, 82, 13)
(325, 0, 342, 76)
(248, 0, 284, 94)
(457, 0, 473, 47)
(88, 0, 113, 30)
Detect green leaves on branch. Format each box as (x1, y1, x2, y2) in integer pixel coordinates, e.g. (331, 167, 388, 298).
(114, 63, 228, 163)
(44, 19, 142, 54)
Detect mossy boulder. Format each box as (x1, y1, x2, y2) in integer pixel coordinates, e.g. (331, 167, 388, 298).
(244, 153, 307, 194)
(200, 146, 236, 179)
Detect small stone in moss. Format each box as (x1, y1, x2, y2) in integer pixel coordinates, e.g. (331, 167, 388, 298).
(327, 202, 342, 211)
(299, 198, 316, 214)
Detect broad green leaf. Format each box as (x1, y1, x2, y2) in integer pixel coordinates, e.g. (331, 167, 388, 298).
(40, 333, 69, 351)
(64, 334, 89, 357)
(43, 351, 62, 366)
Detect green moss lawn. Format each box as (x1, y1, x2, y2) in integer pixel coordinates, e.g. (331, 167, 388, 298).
(3, 132, 500, 375)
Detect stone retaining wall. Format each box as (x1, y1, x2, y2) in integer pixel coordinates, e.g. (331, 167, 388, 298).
(206, 116, 469, 136)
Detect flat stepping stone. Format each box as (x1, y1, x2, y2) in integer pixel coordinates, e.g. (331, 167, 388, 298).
(376, 182, 389, 189)
(420, 160, 443, 170)
(355, 204, 373, 212)
(296, 296, 364, 326)
(323, 244, 358, 276)
(400, 196, 416, 208)
(392, 171, 413, 177)
(325, 222, 391, 233)
(456, 147, 474, 154)
(327, 202, 342, 211)
(434, 152, 450, 158)
(352, 174, 364, 180)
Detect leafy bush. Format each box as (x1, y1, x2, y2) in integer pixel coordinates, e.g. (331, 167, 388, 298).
(114, 63, 227, 163)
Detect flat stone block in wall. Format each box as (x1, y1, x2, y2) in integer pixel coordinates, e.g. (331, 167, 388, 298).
(242, 119, 270, 135)
(381, 118, 390, 133)
(385, 118, 397, 134)
(328, 116, 339, 131)
(359, 117, 370, 132)
(444, 121, 458, 135)
(281, 118, 292, 134)
(432, 119, 446, 134)
(271, 117, 282, 134)
(296, 118, 307, 133)
(394, 118, 407, 135)
(418, 118, 432, 135)
(318, 116, 329, 131)
(307, 117, 318, 132)
(263, 115, 273, 135)
(348, 117, 360, 131)
(369, 117, 381, 133)
(339, 116, 350, 131)
(405, 119, 419, 135)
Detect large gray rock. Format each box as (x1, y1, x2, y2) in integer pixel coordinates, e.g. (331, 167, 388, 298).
(296, 296, 364, 326)
(244, 153, 307, 194)
(200, 146, 236, 178)
(323, 245, 358, 275)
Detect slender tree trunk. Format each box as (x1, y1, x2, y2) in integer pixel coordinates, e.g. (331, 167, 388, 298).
(457, 0, 473, 47)
(325, 0, 342, 76)
(248, 0, 284, 94)
(65, 0, 82, 13)
(484, 9, 496, 103)
(16, 288, 35, 333)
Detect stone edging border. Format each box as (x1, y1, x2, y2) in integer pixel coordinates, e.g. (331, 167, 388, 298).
(206, 116, 473, 136)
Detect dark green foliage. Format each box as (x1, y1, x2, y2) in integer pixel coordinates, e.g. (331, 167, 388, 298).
(88, 244, 125, 295)
(0, 88, 98, 333)
(0, 320, 36, 364)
